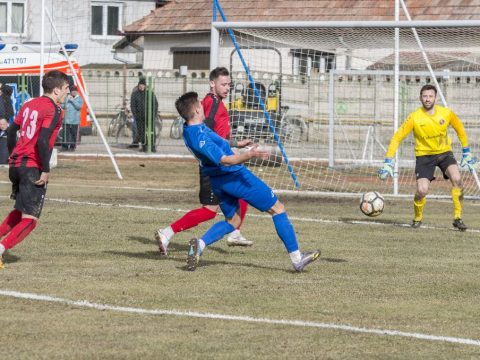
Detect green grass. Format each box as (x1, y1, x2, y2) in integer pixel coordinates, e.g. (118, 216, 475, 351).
(1, 158, 480, 359)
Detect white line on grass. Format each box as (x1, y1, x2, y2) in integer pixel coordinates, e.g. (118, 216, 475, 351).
(0, 289, 479, 347)
(1, 195, 478, 233)
(42, 197, 480, 234)
(2, 180, 480, 202)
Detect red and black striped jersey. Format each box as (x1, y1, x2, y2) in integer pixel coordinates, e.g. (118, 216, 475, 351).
(9, 96, 63, 170)
(202, 93, 231, 140)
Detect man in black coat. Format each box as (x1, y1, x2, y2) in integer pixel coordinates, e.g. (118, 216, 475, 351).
(130, 78, 158, 152)
(0, 84, 15, 122)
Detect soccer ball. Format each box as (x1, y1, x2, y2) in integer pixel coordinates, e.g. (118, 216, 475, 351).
(360, 191, 384, 217)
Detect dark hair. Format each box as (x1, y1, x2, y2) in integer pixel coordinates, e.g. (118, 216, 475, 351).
(175, 92, 199, 120)
(209, 67, 229, 81)
(1, 84, 13, 97)
(420, 84, 437, 96)
(42, 70, 69, 94)
(138, 77, 146, 86)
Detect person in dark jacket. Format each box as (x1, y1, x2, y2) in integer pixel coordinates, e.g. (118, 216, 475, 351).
(0, 84, 15, 123)
(130, 78, 158, 152)
(0, 118, 9, 164)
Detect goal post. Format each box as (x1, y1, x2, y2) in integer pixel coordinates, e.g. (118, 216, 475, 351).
(210, 17, 480, 199)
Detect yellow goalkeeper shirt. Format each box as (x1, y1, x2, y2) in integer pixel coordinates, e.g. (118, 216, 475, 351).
(386, 105, 468, 158)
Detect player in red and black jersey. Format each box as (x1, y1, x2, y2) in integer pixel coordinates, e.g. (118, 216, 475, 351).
(155, 67, 254, 255)
(0, 70, 69, 268)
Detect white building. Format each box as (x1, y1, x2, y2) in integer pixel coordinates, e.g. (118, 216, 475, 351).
(119, 0, 480, 75)
(0, 0, 160, 65)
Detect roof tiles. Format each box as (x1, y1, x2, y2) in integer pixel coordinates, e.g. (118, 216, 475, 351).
(123, 0, 480, 34)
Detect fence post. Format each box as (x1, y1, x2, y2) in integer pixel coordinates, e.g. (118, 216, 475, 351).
(145, 75, 154, 153)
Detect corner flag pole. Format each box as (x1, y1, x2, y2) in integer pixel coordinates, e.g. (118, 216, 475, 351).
(39, 0, 45, 96)
(400, 0, 480, 192)
(45, 8, 123, 180)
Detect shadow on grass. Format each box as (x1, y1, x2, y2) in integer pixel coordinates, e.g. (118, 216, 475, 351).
(104, 250, 288, 272)
(320, 257, 347, 263)
(3, 253, 20, 264)
(127, 236, 229, 255)
(128, 235, 155, 245)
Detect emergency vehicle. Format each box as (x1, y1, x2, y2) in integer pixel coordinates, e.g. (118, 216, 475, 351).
(0, 42, 91, 134)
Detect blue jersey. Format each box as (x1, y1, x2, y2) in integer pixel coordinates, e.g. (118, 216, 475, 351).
(183, 123, 243, 177)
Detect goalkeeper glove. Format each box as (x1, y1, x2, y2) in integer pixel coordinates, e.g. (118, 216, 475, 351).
(460, 147, 478, 173)
(378, 158, 394, 180)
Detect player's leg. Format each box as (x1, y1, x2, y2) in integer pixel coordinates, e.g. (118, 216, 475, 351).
(226, 199, 253, 247)
(413, 178, 429, 228)
(0, 209, 22, 238)
(1, 168, 43, 268)
(443, 159, 467, 231)
(222, 168, 320, 272)
(187, 191, 240, 271)
(155, 172, 219, 255)
(412, 155, 435, 228)
(267, 201, 320, 272)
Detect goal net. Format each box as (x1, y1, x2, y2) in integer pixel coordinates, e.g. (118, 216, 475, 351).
(214, 23, 480, 198)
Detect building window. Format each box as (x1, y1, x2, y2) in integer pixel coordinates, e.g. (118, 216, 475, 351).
(291, 49, 335, 77)
(91, 2, 122, 37)
(172, 48, 210, 70)
(0, 0, 25, 35)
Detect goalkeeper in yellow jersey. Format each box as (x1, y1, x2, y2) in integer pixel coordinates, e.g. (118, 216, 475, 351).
(378, 84, 478, 231)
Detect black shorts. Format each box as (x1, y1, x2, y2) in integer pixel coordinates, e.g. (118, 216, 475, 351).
(9, 166, 47, 218)
(199, 167, 219, 206)
(415, 151, 458, 181)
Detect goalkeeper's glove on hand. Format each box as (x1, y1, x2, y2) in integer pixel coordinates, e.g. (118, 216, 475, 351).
(378, 158, 394, 180)
(460, 147, 478, 173)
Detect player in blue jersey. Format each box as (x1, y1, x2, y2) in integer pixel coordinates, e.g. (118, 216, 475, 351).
(175, 92, 321, 272)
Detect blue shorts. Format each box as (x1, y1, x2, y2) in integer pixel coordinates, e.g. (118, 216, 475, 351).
(210, 167, 278, 218)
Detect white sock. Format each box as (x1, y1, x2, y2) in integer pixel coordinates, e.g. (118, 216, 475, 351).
(161, 226, 175, 244)
(198, 239, 206, 254)
(289, 250, 302, 264)
(0, 243, 5, 256)
(229, 229, 241, 238)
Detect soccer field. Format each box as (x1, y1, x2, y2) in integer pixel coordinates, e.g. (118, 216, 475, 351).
(1, 158, 480, 359)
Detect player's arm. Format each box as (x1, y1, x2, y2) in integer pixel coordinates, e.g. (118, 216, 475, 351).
(378, 116, 414, 180)
(202, 96, 215, 130)
(450, 111, 478, 172)
(37, 128, 52, 172)
(35, 106, 59, 184)
(220, 144, 269, 165)
(33, 127, 52, 186)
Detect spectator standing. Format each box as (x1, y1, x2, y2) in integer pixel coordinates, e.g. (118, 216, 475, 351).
(0, 118, 9, 164)
(0, 84, 14, 124)
(61, 85, 83, 151)
(130, 78, 158, 152)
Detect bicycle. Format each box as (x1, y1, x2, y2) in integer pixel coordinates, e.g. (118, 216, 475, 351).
(109, 100, 162, 147)
(116, 114, 162, 147)
(108, 100, 131, 139)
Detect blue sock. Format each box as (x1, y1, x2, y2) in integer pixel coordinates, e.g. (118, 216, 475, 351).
(272, 212, 299, 253)
(201, 221, 235, 246)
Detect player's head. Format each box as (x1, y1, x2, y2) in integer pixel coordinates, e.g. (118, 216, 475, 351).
(0, 118, 8, 131)
(42, 70, 70, 103)
(69, 85, 79, 96)
(419, 84, 437, 111)
(175, 91, 204, 123)
(0, 84, 12, 97)
(138, 78, 146, 91)
(209, 67, 231, 100)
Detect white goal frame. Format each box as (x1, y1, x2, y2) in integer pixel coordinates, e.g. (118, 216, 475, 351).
(210, 18, 480, 197)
